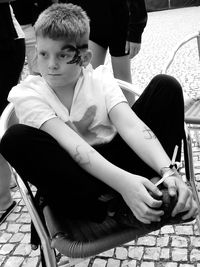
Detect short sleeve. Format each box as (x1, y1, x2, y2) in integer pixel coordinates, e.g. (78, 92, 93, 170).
(99, 66, 128, 113)
(8, 82, 57, 129)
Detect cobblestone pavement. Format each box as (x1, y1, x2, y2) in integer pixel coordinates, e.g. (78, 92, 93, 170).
(1, 6, 200, 267)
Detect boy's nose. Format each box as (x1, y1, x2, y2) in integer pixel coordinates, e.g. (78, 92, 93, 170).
(48, 58, 59, 70)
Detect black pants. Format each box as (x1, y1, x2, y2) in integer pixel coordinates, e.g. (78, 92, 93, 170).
(0, 38, 25, 115)
(0, 74, 184, 220)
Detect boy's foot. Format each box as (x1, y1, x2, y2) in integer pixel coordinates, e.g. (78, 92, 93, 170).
(0, 201, 17, 225)
(113, 188, 194, 231)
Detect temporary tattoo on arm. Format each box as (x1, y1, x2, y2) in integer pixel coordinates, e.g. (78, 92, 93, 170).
(143, 126, 157, 140)
(73, 145, 95, 167)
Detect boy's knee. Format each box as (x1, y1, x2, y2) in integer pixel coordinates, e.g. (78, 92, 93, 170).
(154, 74, 182, 90)
(152, 74, 183, 97)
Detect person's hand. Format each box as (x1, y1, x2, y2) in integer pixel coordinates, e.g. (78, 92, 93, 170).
(119, 174, 164, 224)
(163, 175, 198, 220)
(125, 41, 141, 59)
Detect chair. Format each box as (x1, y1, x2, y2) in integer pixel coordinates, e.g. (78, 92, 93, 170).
(0, 79, 198, 267)
(162, 30, 200, 229)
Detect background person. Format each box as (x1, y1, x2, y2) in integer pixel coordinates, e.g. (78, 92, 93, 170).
(66, 0, 147, 84)
(0, 0, 25, 224)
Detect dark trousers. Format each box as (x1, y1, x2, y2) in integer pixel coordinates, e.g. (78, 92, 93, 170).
(0, 38, 25, 115)
(0, 74, 184, 220)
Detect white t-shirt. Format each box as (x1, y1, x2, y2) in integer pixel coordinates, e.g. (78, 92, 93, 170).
(8, 65, 127, 145)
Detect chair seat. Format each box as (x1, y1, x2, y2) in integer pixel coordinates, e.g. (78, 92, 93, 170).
(185, 100, 200, 124)
(43, 205, 142, 258)
(42, 200, 194, 259)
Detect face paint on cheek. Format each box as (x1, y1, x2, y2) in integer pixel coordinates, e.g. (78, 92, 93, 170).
(66, 44, 88, 66)
(67, 51, 82, 65)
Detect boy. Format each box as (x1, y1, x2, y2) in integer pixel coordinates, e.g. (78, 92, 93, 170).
(0, 3, 197, 225)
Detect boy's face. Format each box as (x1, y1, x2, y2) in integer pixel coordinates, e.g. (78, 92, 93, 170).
(36, 36, 86, 89)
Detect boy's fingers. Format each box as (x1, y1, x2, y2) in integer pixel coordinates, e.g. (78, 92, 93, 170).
(145, 179, 162, 197)
(171, 189, 191, 217)
(165, 178, 177, 197)
(181, 200, 198, 220)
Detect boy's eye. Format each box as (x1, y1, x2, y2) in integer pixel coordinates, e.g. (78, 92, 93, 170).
(39, 51, 48, 58)
(59, 50, 75, 60)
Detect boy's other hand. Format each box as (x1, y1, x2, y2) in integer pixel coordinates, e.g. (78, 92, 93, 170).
(119, 175, 164, 224)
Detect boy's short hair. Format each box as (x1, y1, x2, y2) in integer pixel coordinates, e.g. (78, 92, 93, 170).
(34, 3, 90, 45)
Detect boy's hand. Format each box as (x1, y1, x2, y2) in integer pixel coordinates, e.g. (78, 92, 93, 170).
(163, 175, 198, 219)
(119, 175, 164, 224)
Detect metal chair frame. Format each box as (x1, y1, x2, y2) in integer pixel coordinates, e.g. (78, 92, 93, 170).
(162, 30, 200, 229)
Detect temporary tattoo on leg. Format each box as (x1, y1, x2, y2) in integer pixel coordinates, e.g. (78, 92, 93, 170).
(143, 126, 157, 140)
(74, 145, 95, 166)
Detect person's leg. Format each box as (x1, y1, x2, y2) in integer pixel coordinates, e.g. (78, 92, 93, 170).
(111, 55, 132, 83)
(0, 125, 110, 221)
(0, 38, 25, 114)
(21, 24, 38, 75)
(0, 37, 25, 222)
(0, 154, 12, 210)
(89, 40, 107, 68)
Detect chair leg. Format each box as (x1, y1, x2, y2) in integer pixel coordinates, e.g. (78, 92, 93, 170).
(184, 125, 200, 232)
(13, 171, 58, 267)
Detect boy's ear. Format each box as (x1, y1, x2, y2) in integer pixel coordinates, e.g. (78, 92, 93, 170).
(81, 50, 92, 67)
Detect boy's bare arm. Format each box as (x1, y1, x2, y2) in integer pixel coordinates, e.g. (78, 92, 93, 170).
(109, 102, 196, 217)
(109, 102, 172, 174)
(40, 117, 163, 224)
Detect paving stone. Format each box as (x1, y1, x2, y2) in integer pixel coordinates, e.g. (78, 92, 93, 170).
(171, 248, 188, 261)
(9, 233, 24, 243)
(158, 263, 177, 267)
(13, 243, 32, 256)
(190, 236, 200, 247)
(21, 257, 40, 267)
(156, 236, 170, 247)
(115, 247, 128, 259)
(7, 223, 21, 233)
(171, 236, 188, 247)
(143, 247, 161, 261)
(3, 256, 24, 267)
(190, 248, 200, 262)
(91, 258, 107, 267)
(160, 225, 174, 234)
(20, 224, 30, 232)
(0, 244, 15, 255)
(121, 259, 137, 267)
(137, 236, 156, 246)
(0, 223, 7, 231)
(106, 258, 121, 267)
(160, 247, 170, 260)
(179, 264, 195, 267)
(0, 255, 6, 266)
(0, 233, 12, 243)
(128, 246, 144, 260)
(174, 225, 194, 236)
(16, 213, 31, 224)
(20, 233, 31, 244)
(140, 261, 155, 267)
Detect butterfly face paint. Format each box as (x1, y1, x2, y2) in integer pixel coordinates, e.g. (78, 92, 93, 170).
(64, 44, 88, 65)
